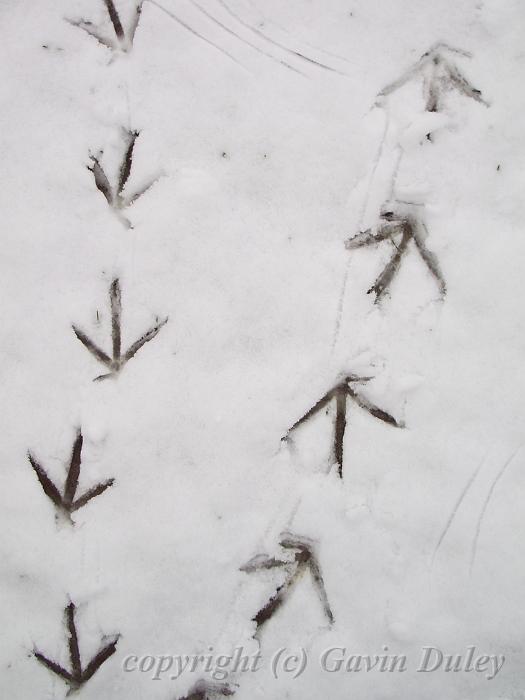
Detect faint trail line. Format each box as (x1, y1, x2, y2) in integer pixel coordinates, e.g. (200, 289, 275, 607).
(330, 251, 351, 353)
(431, 456, 485, 566)
(280, 442, 335, 532)
(214, 436, 332, 658)
(331, 111, 390, 353)
(388, 143, 404, 200)
(277, 416, 342, 533)
(470, 446, 522, 574)
(124, 82, 132, 133)
(147, 0, 249, 70)
(302, 39, 352, 65)
(246, 0, 353, 64)
(262, 436, 324, 543)
(188, 0, 306, 76)
(216, 0, 347, 76)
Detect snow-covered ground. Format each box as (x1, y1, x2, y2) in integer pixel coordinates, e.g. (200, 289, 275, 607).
(1, 0, 524, 698)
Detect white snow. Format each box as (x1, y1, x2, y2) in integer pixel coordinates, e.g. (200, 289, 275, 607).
(1, 0, 524, 698)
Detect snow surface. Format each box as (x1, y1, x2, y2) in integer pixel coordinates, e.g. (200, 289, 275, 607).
(1, 0, 525, 698)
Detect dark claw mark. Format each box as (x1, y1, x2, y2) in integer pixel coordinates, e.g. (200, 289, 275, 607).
(63, 430, 83, 510)
(103, 0, 125, 40)
(122, 317, 169, 364)
(286, 375, 402, 478)
(110, 278, 122, 362)
(67, 1, 143, 53)
(444, 58, 487, 105)
(28, 455, 63, 510)
(243, 534, 333, 638)
(239, 554, 288, 572)
(252, 581, 289, 629)
(346, 204, 446, 303)
(34, 651, 75, 684)
(307, 550, 335, 625)
(72, 326, 112, 368)
(81, 637, 119, 683)
(334, 390, 347, 477)
(88, 129, 159, 228)
(66, 603, 82, 681)
(178, 680, 235, 700)
(117, 131, 139, 200)
(66, 19, 115, 50)
(129, 2, 143, 44)
(88, 155, 113, 206)
(28, 429, 115, 519)
(34, 601, 119, 691)
(287, 386, 336, 434)
(411, 224, 447, 296)
(378, 43, 488, 129)
(71, 480, 115, 512)
(126, 178, 160, 206)
(365, 226, 412, 302)
(73, 278, 168, 381)
(344, 226, 393, 249)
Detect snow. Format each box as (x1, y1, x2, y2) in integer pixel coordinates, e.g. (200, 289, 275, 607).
(1, 0, 524, 698)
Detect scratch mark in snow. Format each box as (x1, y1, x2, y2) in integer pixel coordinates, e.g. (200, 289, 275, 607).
(470, 447, 522, 574)
(431, 456, 485, 566)
(331, 111, 390, 352)
(188, 0, 305, 75)
(215, 0, 347, 76)
(247, 0, 353, 64)
(147, 0, 250, 71)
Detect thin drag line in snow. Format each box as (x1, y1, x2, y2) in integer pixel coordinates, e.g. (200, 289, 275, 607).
(188, 0, 306, 76)
(278, 448, 335, 533)
(246, 0, 353, 65)
(215, 0, 348, 76)
(330, 252, 353, 353)
(212, 439, 334, 668)
(267, 430, 339, 541)
(431, 456, 485, 566)
(331, 110, 390, 353)
(388, 143, 404, 200)
(147, 0, 250, 71)
(469, 446, 522, 574)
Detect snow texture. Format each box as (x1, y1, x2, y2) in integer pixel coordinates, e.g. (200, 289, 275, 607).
(1, 0, 524, 698)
